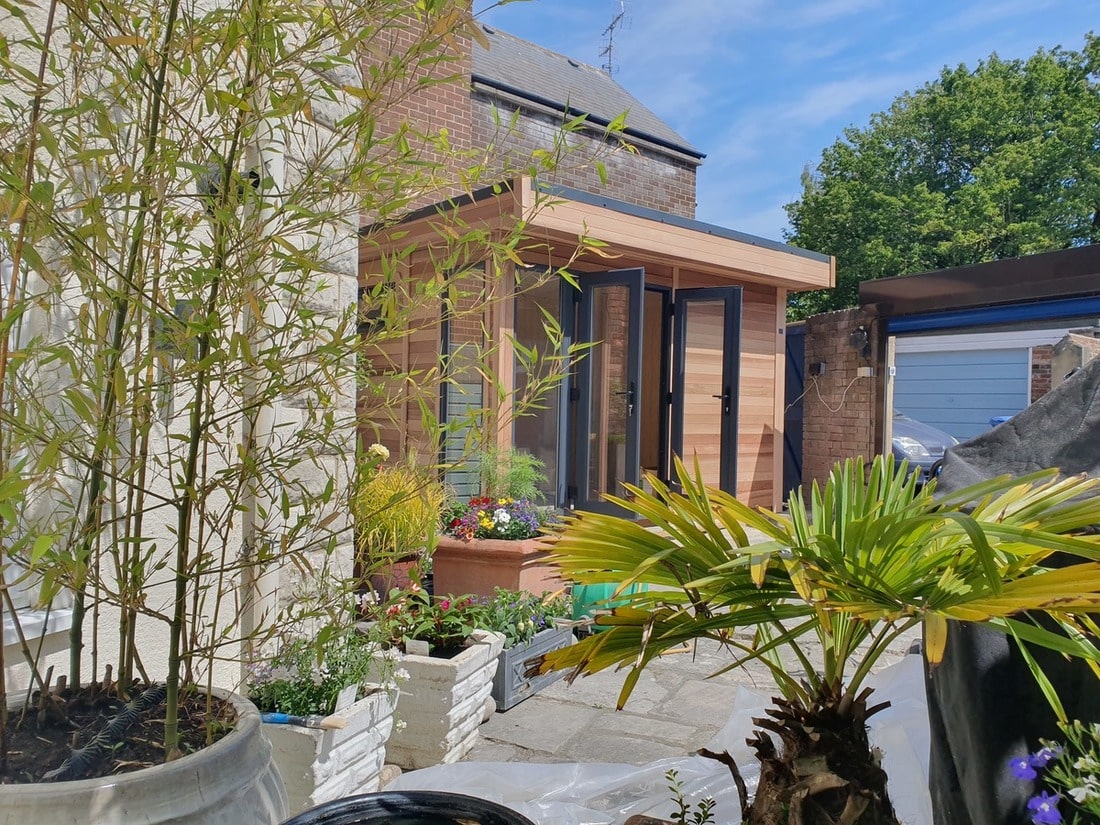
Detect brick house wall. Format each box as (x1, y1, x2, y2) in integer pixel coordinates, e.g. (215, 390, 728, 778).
(370, 11, 474, 210)
(800, 307, 880, 492)
(471, 94, 698, 218)
(1031, 345, 1053, 402)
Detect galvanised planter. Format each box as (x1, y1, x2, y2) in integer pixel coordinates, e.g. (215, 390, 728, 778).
(491, 625, 573, 711)
(0, 689, 287, 825)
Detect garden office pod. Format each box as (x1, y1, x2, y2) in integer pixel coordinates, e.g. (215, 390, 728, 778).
(359, 176, 833, 513)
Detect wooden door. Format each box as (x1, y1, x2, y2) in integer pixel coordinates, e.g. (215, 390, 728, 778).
(672, 288, 742, 493)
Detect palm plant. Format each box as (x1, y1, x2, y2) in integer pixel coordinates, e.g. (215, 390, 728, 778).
(536, 456, 1100, 825)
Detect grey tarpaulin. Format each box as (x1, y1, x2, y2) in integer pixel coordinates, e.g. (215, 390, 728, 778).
(926, 356, 1100, 825)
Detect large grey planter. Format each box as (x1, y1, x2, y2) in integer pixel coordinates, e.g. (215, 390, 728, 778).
(0, 688, 288, 825)
(491, 625, 573, 711)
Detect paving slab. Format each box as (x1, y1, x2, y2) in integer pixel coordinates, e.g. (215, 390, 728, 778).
(466, 630, 922, 766)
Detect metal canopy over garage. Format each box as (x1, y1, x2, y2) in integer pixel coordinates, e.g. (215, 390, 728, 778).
(861, 245, 1100, 333)
(861, 245, 1100, 446)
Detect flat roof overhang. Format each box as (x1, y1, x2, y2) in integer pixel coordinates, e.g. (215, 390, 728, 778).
(860, 245, 1100, 319)
(361, 177, 834, 293)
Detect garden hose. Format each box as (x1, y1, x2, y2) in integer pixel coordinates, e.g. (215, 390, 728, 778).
(42, 683, 167, 781)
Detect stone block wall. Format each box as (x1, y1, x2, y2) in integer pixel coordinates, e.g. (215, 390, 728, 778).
(266, 687, 398, 816)
(800, 307, 880, 493)
(385, 630, 505, 770)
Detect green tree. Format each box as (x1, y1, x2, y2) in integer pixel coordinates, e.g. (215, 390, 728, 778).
(785, 34, 1100, 319)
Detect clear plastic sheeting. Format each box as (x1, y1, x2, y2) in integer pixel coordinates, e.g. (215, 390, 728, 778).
(389, 655, 931, 825)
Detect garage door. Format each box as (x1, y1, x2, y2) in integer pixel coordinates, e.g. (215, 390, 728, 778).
(893, 349, 1029, 441)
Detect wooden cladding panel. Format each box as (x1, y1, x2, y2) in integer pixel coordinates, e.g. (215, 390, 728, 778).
(522, 193, 832, 290)
(737, 284, 782, 507)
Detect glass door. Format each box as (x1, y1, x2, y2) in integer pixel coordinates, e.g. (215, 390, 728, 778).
(571, 269, 644, 514)
(672, 287, 742, 494)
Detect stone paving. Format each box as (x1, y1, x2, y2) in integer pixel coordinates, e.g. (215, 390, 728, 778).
(466, 628, 922, 766)
(462, 522, 924, 767)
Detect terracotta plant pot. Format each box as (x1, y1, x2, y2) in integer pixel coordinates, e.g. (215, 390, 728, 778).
(431, 536, 563, 600)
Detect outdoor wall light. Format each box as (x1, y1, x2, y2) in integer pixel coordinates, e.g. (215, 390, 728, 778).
(849, 325, 871, 359)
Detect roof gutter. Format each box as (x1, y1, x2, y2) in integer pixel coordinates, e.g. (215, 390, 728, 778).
(471, 73, 706, 162)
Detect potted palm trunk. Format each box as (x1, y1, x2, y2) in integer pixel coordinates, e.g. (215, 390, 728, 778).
(532, 456, 1100, 825)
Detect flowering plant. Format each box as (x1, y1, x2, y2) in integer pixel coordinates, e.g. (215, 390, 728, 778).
(1007, 721, 1100, 824)
(471, 587, 571, 647)
(445, 496, 545, 541)
(370, 583, 482, 654)
(247, 629, 386, 717)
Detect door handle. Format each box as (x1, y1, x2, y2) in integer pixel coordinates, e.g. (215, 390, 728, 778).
(614, 380, 636, 416)
(712, 387, 731, 415)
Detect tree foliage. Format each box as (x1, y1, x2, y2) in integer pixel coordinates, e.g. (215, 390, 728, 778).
(785, 33, 1100, 318)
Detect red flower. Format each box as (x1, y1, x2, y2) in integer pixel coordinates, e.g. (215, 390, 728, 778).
(439, 599, 451, 610)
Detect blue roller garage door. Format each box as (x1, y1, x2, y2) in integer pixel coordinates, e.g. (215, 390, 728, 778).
(893, 349, 1029, 441)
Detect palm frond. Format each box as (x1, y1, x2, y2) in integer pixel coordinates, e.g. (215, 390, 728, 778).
(536, 454, 1100, 712)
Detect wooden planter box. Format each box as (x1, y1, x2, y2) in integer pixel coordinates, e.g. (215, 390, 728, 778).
(384, 629, 505, 770)
(492, 625, 573, 711)
(432, 535, 563, 599)
(264, 685, 398, 817)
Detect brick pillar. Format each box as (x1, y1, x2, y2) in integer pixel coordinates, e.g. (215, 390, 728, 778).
(801, 307, 880, 494)
(371, 3, 474, 209)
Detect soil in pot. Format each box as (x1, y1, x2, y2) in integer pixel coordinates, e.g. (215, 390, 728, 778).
(1, 673, 234, 783)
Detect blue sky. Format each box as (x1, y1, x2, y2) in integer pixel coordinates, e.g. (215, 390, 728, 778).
(476, 0, 1096, 243)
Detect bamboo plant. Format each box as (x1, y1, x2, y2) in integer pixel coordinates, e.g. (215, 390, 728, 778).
(0, 0, 610, 776)
(536, 455, 1100, 825)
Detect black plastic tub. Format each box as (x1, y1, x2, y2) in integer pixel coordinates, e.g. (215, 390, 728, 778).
(280, 791, 536, 825)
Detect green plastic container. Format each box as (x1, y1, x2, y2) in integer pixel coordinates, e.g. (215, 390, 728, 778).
(572, 581, 647, 630)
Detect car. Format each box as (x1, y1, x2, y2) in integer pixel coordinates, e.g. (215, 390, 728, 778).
(891, 411, 959, 483)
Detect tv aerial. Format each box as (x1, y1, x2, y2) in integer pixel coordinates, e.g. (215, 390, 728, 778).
(600, 1, 629, 77)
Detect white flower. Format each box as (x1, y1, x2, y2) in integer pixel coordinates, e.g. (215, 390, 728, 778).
(394, 668, 411, 683)
(394, 719, 407, 732)
(493, 508, 511, 524)
(367, 443, 389, 462)
(1075, 757, 1100, 772)
(1069, 784, 1098, 804)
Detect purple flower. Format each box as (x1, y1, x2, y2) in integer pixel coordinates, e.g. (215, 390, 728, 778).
(1010, 756, 1038, 780)
(1029, 746, 1062, 768)
(1027, 791, 1061, 825)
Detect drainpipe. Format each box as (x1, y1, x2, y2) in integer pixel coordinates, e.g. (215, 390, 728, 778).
(238, 106, 285, 679)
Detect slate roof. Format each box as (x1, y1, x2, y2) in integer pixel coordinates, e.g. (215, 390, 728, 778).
(472, 25, 703, 160)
